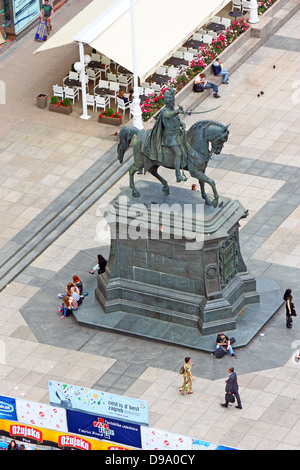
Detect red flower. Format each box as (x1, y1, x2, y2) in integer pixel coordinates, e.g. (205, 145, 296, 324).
(99, 114, 103, 118)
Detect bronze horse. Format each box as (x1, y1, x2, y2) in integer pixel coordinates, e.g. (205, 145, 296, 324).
(117, 120, 229, 207)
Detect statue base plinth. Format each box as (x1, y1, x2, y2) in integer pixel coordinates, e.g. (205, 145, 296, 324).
(90, 182, 282, 345)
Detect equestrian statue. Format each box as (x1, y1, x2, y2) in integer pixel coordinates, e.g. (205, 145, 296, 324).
(117, 88, 229, 208)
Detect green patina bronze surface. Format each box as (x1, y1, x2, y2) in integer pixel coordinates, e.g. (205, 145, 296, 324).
(118, 88, 229, 208)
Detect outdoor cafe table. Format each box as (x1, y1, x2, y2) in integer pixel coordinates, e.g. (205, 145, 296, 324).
(63, 78, 81, 88)
(94, 87, 110, 96)
(164, 56, 188, 67)
(228, 10, 243, 22)
(206, 22, 226, 32)
(117, 65, 132, 75)
(88, 61, 106, 72)
(150, 73, 171, 85)
(183, 38, 203, 49)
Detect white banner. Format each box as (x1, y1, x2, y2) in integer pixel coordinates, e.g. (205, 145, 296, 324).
(141, 426, 192, 450)
(15, 399, 68, 433)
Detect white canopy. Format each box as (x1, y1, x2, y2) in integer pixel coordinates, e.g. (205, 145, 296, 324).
(34, 0, 231, 82)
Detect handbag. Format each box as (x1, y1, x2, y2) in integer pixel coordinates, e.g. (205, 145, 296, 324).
(291, 303, 297, 316)
(194, 83, 204, 93)
(179, 366, 185, 375)
(225, 393, 235, 403)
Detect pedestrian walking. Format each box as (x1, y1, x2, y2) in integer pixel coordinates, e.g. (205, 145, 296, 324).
(283, 288, 296, 329)
(179, 357, 195, 395)
(220, 367, 242, 409)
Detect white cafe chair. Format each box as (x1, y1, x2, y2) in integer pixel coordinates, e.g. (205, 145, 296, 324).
(116, 97, 131, 116)
(117, 74, 133, 92)
(150, 83, 161, 93)
(63, 86, 79, 103)
(108, 81, 120, 103)
(192, 33, 203, 41)
(211, 15, 221, 23)
(241, 0, 251, 11)
(221, 18, 231, 30)
(203, 34, 213, 45)
(86, 94, 95, 112)
(69, 71, 79, 80)
(98, 79, 109, 89)
(53, 84, 64, 99)
(144, 88, 154, 96)
(183, 52, 194, 65)
(208, 31, 218, 39)
(156, 66, 167, 75)
(167, 68, 180, 79)
(91, 52, 101, 62)
(86, 68, 100, 84)
(173, 51, 184, 59)
(95, 95, 110, 112)
(232, 0, 243, 9)
(107, 72, 117, 82)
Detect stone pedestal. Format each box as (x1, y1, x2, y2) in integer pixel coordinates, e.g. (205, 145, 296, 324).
(95, 181, 260, 337)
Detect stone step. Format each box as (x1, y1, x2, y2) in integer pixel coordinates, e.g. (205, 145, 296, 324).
(0, 148, 133, 291)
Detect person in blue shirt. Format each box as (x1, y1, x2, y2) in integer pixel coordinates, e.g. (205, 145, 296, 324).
(212, 58, 229, 84)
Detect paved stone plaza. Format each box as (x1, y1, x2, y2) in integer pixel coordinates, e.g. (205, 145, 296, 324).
(0, 3, 299, 450)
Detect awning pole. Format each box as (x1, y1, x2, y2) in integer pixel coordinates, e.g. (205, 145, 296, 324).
(79, 41, 91, 120)
(130, 0, 143, 130)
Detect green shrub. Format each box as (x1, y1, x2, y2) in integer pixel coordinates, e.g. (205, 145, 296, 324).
(50, 96, 58, 104)
(106, 108, 114, 117)
(63, 98, 71, 107)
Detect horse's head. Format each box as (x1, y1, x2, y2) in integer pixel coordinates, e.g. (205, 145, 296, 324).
(186, 121, 230, 159)
(211, 124, 230, 155)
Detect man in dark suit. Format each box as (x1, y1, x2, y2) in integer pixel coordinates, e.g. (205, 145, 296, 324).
(220, 367, 242, 409)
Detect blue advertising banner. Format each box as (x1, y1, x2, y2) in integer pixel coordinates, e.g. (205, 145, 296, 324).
(0, 395, 17, 421)
(192, 439, 238, 450)
(66, 409, 142, 449)
(48, 381, 149, 425)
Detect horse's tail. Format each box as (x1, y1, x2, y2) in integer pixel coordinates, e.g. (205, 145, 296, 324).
(117, 126, 140, 164)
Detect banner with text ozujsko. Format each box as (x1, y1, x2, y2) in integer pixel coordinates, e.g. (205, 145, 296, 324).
(48, 380, 149, 425)
(66, 409, 142, 449)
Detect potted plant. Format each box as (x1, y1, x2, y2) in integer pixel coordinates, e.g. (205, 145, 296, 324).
(49, 96, 73, 115)
(36, 93, 48, 108)
(98, 108, 122, 126)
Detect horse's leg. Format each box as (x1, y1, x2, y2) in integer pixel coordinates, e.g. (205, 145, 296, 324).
(190, 169, 219, 207)
(148, 165, 169, 195)
(199, 181, 213, 206)
(194, 172, 219, 207)
(129, 165, 141, 198)
(129, 138, 145, 198)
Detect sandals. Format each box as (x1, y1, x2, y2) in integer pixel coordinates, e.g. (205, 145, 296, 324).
(180, 390, 184, 396)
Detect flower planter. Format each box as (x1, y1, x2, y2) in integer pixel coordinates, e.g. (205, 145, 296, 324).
(37, 94, 48, 108)
(49, 102, 73, 115)
(98, 115, 122, 126)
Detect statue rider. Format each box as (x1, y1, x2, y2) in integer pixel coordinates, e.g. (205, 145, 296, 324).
(148, 88, 188, 183)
